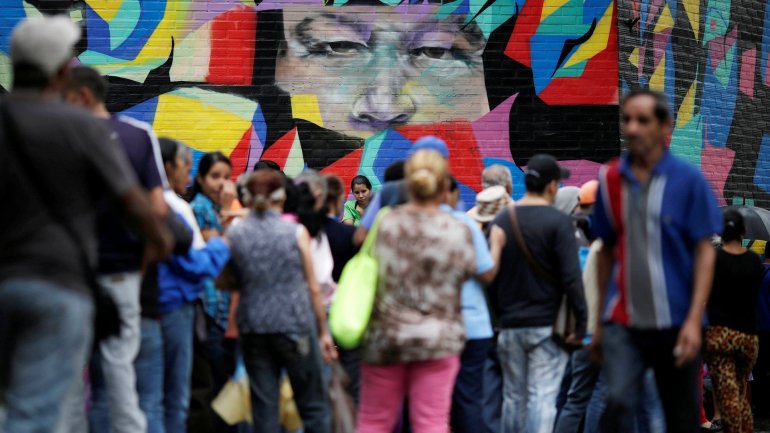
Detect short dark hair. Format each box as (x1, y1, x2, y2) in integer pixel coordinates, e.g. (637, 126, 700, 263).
(350, 175, 372, 191)
(621, 89, 671, 124)
(449, 176, 458, 192)
(67, 65, 108, 102)
(324, 174, 345, 213)
(721, 209, 745, 243)
(384, 161, 405, 182)
(12, 63, 50, 90)
(524, 176, 550, 194)
(253, 159, 281, 172)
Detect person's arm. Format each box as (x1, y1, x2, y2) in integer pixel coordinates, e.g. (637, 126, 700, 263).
(674, 239, 715, 367)
(296, 225, 338, 363)
(589, 242, 614, 363)
(555, 218, 588, 341)
(478, 225, 505, 284)
(119, 187, 174, 264)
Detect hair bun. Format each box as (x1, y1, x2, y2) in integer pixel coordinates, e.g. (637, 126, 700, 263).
(409, 168, 439, 199)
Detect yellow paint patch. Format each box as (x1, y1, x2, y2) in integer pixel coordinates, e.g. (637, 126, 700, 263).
(649, 57, 665, 92)
(85, 0, 123, 22)
(540, 0, 571, 21)
(291, 94, 324, 127)
(629, 47, 639, 67)
(564, 1, 614, 68)
(683, 0, 700, 40)
(654, 4, 674, 32)
(750, 240, 767, 255)
(677, 78, 697, 127)
(152, 94, 250, 155)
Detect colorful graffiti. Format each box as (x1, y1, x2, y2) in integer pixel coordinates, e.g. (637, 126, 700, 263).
(618, 0, 770, 206)
(0, 0, 620, 203)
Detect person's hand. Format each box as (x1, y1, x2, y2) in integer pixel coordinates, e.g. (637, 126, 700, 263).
(319, 333, 338, 363)
(564, 333, 583, 348)
(221, 180, 236, 210)
(588, 326, 603, 364)
(674, 317, 702, 368)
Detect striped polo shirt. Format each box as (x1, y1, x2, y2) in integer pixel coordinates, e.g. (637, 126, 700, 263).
(592, 151, 722, 329)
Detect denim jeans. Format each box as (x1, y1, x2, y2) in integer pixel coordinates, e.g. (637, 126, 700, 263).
(135, 318, 165, 433)
(241, 333, 330, 433)
(585, 367, 665, 433)
(600, 324, 700, 433)
(161, 304, 195, 433)
(553, 348, 600, 433)
(452, 338, 494, 433)
(482, 341, 503, 433)
(0, 278, 93, 433)
(89, 272, 146, 433)
(498, 327, 568, 433)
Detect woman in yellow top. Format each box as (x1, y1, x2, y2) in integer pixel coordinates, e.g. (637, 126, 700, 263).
(342, 175, 372, 226)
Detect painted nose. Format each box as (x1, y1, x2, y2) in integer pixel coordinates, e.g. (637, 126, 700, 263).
(351, 60, 416, 130)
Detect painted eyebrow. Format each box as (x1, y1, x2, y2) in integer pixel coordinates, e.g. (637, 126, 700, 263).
(405, 18, 486, 52)
(294, 13, 373, 43)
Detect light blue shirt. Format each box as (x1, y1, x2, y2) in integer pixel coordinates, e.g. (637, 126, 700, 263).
(440, 204, 495, 340)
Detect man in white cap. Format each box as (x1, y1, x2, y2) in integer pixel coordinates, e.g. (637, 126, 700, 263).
(0, 16, 170, 433)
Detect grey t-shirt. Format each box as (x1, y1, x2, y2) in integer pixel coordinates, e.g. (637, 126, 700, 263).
(0, 95, 138, 294)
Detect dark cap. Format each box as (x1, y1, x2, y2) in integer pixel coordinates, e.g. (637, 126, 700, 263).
(525, 154, 570, 183)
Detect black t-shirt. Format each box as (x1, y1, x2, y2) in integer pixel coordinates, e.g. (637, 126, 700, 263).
(708, 248, 765, 334)
(323, 217, 359, 282)
(0, 96, 137, 294)
(492, 205, 587, 336)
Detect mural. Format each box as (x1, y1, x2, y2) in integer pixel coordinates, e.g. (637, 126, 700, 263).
(618, 0, 770, 206)
(0, 0, 621, 203)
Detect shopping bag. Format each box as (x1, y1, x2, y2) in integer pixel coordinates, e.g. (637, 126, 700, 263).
(329, 208, 390, 349)
(330, 362, 356, 433)
(280, 375, 303, 432)
(211, 360, 252, 425)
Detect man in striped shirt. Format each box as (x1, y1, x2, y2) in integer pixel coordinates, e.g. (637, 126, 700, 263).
(590, 90, 722, 433)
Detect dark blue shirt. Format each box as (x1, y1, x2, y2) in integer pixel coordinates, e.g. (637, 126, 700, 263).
(97, 115, 165, 274)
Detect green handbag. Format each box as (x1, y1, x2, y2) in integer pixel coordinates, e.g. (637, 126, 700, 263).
(329, 208, 390, 349)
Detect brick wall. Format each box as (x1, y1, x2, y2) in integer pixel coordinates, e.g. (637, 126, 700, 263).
(1, 0, 767, 207)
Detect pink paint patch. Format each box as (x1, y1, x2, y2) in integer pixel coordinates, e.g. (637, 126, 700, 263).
(708, 27, 738, 71)
(765, 56, 770, 86)
(472, 94, 517, 161)
(557, 160, 602, 187)
(740, 48, 756, 98)
(246, 128, 264, 172)
(701, 144, 736, 206)
(711, 18, 716, 31)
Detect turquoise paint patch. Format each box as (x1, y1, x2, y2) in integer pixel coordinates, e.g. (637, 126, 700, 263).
(109, 0, 141, 50)
(714, 43, 737, 86)
(360, 130, 388, 190)
(702, 0, 731, 46)
(670, 114, 703, 166)
(553, 59, 588, 77)
(467, 0, 520, 39)
(435, 0, 466, 19)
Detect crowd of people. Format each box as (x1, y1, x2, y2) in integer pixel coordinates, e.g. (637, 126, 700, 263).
(3, 14, 770, 433)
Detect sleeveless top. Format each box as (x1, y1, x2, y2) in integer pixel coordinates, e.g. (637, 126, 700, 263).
(227, 210, 315, 334)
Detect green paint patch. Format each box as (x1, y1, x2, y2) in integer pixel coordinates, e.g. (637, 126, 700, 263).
(359, 130, 388, 190)
(670, 114, 703, 166)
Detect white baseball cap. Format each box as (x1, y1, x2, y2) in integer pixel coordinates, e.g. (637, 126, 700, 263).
(10, 15, 81, 77)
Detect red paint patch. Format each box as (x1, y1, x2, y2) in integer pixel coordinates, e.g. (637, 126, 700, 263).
(206, 5, 256, 85)
(260, 128, 297, 170)
(229, 126, 253, 179)
(320, 148, 365, 191)
(397, 122, 485, 192)
(504, 0, 545, 66)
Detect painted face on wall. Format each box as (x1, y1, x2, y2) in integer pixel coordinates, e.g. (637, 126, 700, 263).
(275, 6, 490, 139)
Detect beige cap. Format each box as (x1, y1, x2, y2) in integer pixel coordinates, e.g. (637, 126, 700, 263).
(469, 185, 511, 223)
(10, 15, 81, 77)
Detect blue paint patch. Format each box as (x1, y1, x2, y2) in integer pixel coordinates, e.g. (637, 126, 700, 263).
(762, 0, 770, 85)
(190, 148, 205, 180)
(118, 97, 159, 126)
(0, 0, 26, 54)
(700, 44, 738, 148)
(373, 129, 413, 181)
(85, 0, 166, 60)
(252, 106, 267, 145)
(753, 135, 770, 193)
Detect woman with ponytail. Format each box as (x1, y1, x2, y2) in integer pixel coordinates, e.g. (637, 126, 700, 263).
(224, 169, 337, 432)
(356, 149, 477, 433)
(705, 209, 764, 433)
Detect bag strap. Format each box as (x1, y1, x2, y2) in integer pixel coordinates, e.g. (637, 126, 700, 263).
(361, 207, 391, 257)
(0, 101, 100, 291)
(507, 204, 560, 287)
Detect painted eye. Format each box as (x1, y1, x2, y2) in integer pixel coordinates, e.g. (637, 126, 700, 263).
(325, 41, 367, 55)
(410, 47, 453, 60)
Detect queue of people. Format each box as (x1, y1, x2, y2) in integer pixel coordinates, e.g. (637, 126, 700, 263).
(2, 15, 770, 433)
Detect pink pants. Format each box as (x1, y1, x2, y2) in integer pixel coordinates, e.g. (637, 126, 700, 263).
(356, 356, 460, 433)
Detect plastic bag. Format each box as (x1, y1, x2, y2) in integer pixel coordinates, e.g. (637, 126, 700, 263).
(211, 360, 252, 425)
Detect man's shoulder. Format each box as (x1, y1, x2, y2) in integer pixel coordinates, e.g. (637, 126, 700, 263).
(110, 115, 153, 144)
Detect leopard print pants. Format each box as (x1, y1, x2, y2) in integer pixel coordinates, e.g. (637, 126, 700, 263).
(704, 326, 759, 433)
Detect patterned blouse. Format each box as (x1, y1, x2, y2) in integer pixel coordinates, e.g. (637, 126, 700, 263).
(190, 193, 230, 330)
(226, 210, 315, 335)
(362, 208, 476, 365)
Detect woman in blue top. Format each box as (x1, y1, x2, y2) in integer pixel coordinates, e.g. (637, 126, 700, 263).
(187, 151, 236, 426)
(342, 175, 372, 226)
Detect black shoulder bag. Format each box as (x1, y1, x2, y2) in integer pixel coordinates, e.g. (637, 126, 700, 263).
(1, 102, 121, 342)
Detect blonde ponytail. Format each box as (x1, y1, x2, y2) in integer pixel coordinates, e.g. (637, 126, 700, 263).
(406, 150, 448, 200)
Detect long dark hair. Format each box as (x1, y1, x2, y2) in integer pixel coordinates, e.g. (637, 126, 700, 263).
(294, 171, 327, 238)
(185, 151, 231, 202)
(350, 175, 372, 192)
